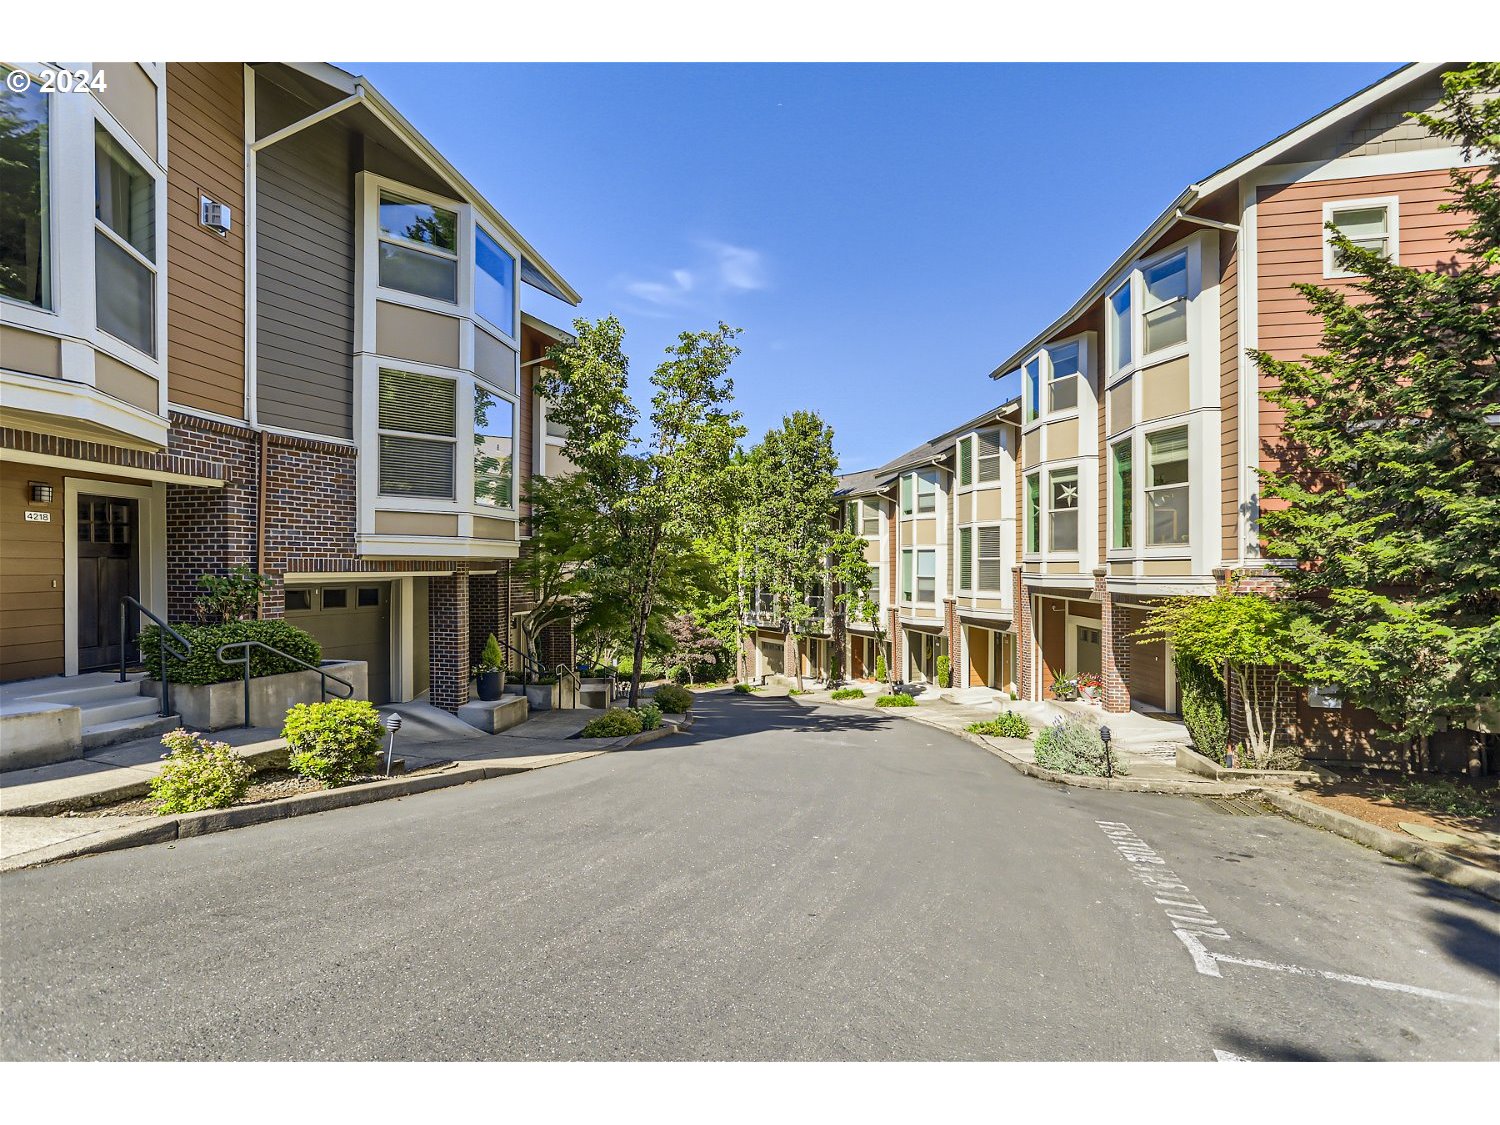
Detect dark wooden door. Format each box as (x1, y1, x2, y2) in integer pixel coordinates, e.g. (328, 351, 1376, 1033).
(77, 495, 140, 672)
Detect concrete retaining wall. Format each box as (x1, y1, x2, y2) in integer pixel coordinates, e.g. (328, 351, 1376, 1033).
(156, 660, 369, 730)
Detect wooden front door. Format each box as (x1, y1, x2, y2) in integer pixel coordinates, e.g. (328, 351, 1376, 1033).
(77, 495, 140, 672)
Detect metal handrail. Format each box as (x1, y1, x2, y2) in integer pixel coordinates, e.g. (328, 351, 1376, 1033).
(216, 640, 355, 729)
(120, 597, 192, 718)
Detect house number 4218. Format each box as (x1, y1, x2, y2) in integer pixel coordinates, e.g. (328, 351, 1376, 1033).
(24, 511, 52, 522)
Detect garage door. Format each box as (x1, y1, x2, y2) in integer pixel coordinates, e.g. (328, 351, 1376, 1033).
(284, 582, 392, 703)
(758, 635, 784, 676)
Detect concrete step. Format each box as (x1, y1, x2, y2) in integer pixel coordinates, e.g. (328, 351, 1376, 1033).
(23, 676, 151, 708)
(81, 713, 181, 753)
(77, 696, 164, 726)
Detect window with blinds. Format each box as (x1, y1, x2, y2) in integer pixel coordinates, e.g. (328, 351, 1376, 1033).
(378, 369, 457, 499)
(976, 430, 1003, 483)
(958, 526, 972, 591)
(977, 524, 1004, 590)
(958, 437, 973, 486)
(861, 500, 880, 536)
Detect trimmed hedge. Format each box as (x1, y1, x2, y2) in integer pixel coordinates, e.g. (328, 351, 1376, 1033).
(284, 699, 384, 787)
(875, 693, 917, 708)
(653, 684, 693, 713)
(139, 620, 322, 685)
(580, 709, 645, 738)
(830, 688, 865, 701)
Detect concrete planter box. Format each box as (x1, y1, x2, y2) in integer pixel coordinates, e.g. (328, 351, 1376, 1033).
(456, 694, 529, 734)
(150, 660, 369, 732)
(524, 682, 559, 711)
(1176, 742, 1337, 785)
(578, 677, 612, 710)
(0, 704, 82, 772)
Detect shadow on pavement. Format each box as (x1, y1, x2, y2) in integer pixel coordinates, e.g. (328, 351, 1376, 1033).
(1211, 1027, 1375, 1062)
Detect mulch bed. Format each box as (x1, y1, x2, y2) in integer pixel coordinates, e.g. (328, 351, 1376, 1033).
(1291, 776, 1500, 873)
(61, 765, 447, 819)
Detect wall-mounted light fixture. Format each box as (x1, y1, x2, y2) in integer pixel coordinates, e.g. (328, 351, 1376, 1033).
(29, 481, 53, 505)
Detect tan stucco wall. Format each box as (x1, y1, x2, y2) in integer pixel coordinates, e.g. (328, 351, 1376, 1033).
(376, 302, 461, 369)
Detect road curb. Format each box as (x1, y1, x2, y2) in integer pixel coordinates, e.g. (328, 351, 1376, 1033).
(789, 693, 1260, 797)
(1, 750, 609, 873)
(1260, 790, 1500, 903)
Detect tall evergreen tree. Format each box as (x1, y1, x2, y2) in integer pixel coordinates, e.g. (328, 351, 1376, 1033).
(1253, 63, 1500, 770)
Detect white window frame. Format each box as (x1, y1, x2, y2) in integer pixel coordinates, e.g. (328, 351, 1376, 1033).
(975, 429, 1003, 485)
(1109, 437, 1134, 554)
(375, 186, 462, 310)
(1021, 334, 1092, 431)
(474, 220, 519, 346)
(1046, 340, 1082, 415)
(914, 547, 936, 605)
(376, 366, 460, 504)
(957, 525, 973, 593)
(1047, 465, 1081, 555)
(861, 498, 881, 537)
(975, 522, 1004, 592)
(473, 375, 520, 512)
(1106, 277, 1133, 378)
(93, 117, 161, 361)
(1323, 195, 1400, 279)
(1023, 471, 1041, 558)
(1139, 247, 1191, 363)
(0, 63, 54, 316)
(1143, 423, 1191, 550)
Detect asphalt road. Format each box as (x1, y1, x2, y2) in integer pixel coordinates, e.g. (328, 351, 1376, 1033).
(2, 692, 1496, 1060)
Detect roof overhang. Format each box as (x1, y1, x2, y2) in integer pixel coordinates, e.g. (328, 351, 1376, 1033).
(274, 62, 581, 307)
(987, 62, 1444, 380)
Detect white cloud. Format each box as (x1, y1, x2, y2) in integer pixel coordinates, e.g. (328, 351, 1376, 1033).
(616, 240, 767, 311)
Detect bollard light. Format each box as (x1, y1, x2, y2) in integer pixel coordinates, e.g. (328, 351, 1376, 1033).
(1099, 724, 1113, 779)
(382, 712, 402, 777)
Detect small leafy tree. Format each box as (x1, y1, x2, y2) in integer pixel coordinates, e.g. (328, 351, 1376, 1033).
(1136, 585, 1305, 767)
(535, 317, 745, 707)
(744, 411, 842, 691)
(829, 524, 884, 686)
(194, 566, 274, 623)
(662, 613, 723, 684)
(1252, 63, 1500, 770)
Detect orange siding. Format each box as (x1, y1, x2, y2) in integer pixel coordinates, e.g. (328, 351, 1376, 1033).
(1219, 225, 1240, 564)
(166, 63, 246, 419)
(1256, 169, 1469, 477)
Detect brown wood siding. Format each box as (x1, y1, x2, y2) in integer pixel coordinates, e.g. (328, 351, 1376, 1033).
(1, 464, 66, 681)
(1219, 225, 1240, 565)
(1256, 169, 1468, 481)
(166, 63, 246, 419)
(1038, 596, 1065, 696)
(255, 82, 354, 439)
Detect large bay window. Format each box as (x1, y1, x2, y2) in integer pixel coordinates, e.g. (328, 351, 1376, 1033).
(378, 369, 457, 499)
(1048, 467, 1079, 552)
(1141, 252, 1188, 355)
(378, 191, 458, 302)
(1145, 427, 1190, 546)
(473, 384, 516, 508)
(95, 124, 156, 355)
(0, 69, 49, 309)
(475, 226, 516, 335)
(1110, 439, 1133, 550)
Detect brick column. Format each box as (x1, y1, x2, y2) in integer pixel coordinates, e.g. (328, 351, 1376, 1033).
(1014, 567, 1035, 701)
(943, 597, 961, 688)
(429, 565, 470, 712)
(468, 570, 503, 667)
(1094, 568, 1129, 714)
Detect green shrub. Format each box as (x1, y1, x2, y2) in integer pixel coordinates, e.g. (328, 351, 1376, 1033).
(653, 684, 693, 713)
(634, 702, 663, 731)
(1382, 780, 1493, 819)
(139, 619, 322, 685)
(194, 566, 275, 623)
(1033, 719, 1123, 777)
(148, 728, 251, 813)
(968, 711, 1032, 739)
(1175, 657, 1229, 765)
(475, 634, 505, 675)
(788, 688, 813, 696)
(283, 699, 384, 787)
(580, 708, 645, 738)
(936, 654, 951, 688)
(831, 688, 865, 701)
(732, 682, 765, 694)
(875, 693, 917, 708)
(874, 652, 888, 681)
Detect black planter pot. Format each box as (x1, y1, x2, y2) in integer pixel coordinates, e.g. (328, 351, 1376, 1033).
(477, 671, 503, 701)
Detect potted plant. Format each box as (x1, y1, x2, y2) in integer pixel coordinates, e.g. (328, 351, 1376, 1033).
(525, 673, 557, 712)
(1050, 675, 1079, 702)
(1076, 672, 1102, 704)
(474, 634, 506, 701)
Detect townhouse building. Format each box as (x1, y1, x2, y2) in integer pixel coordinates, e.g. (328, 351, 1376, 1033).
(991, 61, 1484, 767)
(826, 400, 1020, 693)
(0, 61, 579, 729)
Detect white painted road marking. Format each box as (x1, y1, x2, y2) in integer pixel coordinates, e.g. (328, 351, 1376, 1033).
(1099, 820, 1490, 1010)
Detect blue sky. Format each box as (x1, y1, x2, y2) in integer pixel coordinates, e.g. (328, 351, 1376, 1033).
(352, 62, 1395, 471)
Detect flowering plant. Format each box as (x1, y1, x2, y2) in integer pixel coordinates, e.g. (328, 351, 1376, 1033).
(1076, 673, 1102, 691)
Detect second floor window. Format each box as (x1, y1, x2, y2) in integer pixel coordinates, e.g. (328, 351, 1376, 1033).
(1108, 280, 1132, 374)
(901, 548, 936, 604)
(1, 69, 48, 309)
(1325, 199, 1397, 278)
(1049, 467, 1079, 553)
(378, 192, 458, 303)
(976, 430, 1003, 483)
(378, 369, 456, 499)
(1142, 252, 1188, 354)
(475, 226, 515, 335)
(95, 124, 156, 356)
(977, 524, 1004, 590)
(901, 472, 937, 515)
(1022, 355, 1042, 424)
(1048, 342, 1080, 412)
(958, 527, 972, 591)
(862, 500, 881, 535)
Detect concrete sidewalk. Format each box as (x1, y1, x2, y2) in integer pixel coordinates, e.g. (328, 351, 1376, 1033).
(0, 706, 679, 871)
